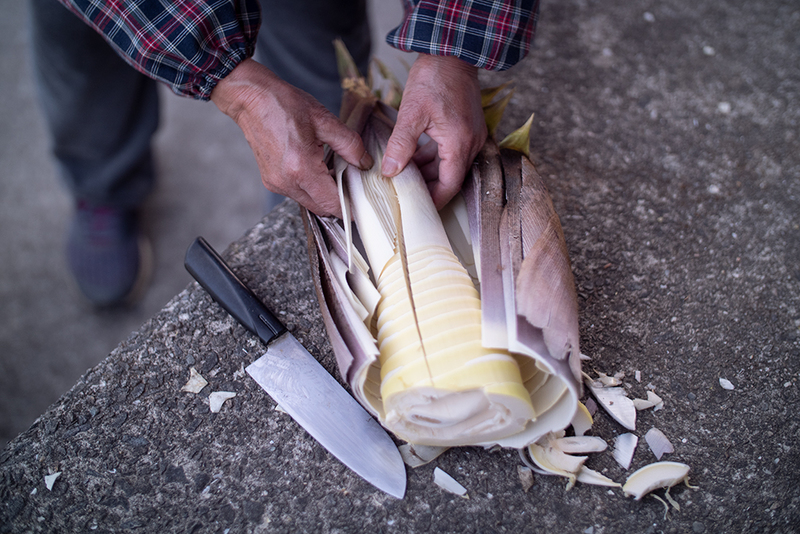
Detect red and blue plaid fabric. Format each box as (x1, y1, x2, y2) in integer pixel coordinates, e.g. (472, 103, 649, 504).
(58, 0, 537, 100)
(61, 0, 260, 100)
(387, 0, 539, 71)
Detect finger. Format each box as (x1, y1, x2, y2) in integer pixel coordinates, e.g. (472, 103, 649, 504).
(315, 110, 374, 170)
(428, 156, 470, 210)
(296, 162, 343, 218)
(383, 107, 427, 177)
(411, 138, 439, 168)
(418, 158, 440, 185)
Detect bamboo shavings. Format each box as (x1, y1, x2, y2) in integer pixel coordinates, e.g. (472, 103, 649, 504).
(181, 367, 208, 394)
(622, 462, 692, 500)
(398, 443, 448, 468)
(570, 402, 593, 436)
(576, 467, 620, 487)
(613, 433, 638, 469)
(526, 432, 613, 490)
(208, 391, 236, 413)
(433, 467, 468, 497)
(645, 428, 674, 460)
(633, 390, 664, 411)
(44, 472, 61, 491)
(585, 380, 636, 431)
(555, 436, 607, 454)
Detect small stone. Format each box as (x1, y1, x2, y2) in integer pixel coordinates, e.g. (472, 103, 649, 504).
(643, 12, 655, 22)
(687, 392, 697, 401)
(703, 45, 716, 56)
(518, 466, 534, 492)
(718, 102, 732, 114)
(692, 521, 706, 533)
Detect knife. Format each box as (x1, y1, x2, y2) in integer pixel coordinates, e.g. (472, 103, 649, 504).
(184, 236, 406, 498)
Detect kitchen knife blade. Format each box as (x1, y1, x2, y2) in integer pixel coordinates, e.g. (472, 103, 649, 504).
(184, 236, 406, 498)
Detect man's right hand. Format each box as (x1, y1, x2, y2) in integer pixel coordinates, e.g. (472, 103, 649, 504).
(210, 59, 373, 218)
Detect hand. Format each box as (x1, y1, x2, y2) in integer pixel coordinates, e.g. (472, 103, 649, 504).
(211, 59, 373, 217)
(381, 55, 487, 209)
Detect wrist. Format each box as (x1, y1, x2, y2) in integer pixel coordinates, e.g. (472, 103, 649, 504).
(210, 58, 276, 121)
(414, 54, 479, 80)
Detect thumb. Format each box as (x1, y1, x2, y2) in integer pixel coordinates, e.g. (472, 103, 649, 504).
(382, 109, 426, 177)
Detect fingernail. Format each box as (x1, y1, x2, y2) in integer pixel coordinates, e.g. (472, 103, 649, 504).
(381, 156, 399, 176)
(359, 152, 374, 170)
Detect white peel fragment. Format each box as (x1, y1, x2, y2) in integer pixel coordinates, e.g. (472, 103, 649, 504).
(576, 466, 620, 487)
(529, 442, 586, 490)
(635, 370, 641, 382)
(398, 443, 448, 468)
(633, 390, 664, 411)
(645, 427, 674, 460)
(613, 433, 638, 469)
(719, 378, 735, 390)
(555, 436, 608, 454)
(597, 372, 622, 387)
(585, 379, 637, 431)
(622, 461, 691, 500)
(208, 391, 237, 413)
(527, 432, 612, 490)
(570, 402, 594, 437)
(433, 467, 468, 497)
(181, 367, 208, 394)
(44, 472, 61, 491)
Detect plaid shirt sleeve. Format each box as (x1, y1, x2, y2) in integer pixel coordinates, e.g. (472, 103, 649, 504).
(59, 0, 261, 100)
(387, 0, 540, 71)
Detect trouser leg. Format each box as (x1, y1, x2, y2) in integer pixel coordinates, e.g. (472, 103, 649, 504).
(255, 0, 372, 115)
(29, 0, 159, 210)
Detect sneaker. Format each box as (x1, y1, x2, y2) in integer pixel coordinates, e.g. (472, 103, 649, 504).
(66, 201, 152, 307)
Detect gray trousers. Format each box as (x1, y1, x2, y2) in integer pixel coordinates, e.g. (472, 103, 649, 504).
(29, 0, 371, 210)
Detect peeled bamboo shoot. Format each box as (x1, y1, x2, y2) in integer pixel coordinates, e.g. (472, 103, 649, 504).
(344, 114, 535, 446)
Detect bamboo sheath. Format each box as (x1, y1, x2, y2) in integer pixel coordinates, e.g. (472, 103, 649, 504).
(300, 70, 582, 449)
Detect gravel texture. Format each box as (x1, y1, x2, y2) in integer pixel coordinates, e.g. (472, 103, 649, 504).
(2, 0, 798, 532)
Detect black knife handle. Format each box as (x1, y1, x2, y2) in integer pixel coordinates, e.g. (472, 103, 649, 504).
(184, 237, 287, 346)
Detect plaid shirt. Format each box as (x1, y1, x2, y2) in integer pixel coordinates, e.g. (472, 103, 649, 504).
(59, 0, 538, 100)
(387, 0, 539, 71)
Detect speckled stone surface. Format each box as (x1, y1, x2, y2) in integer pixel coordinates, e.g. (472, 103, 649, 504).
(2, 0, 798, 532)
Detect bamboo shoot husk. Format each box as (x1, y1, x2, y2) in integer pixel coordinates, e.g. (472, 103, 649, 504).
(300, 61, 582, 449)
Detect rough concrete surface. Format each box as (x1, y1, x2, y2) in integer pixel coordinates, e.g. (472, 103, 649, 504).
(1, 0, 799, 532)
